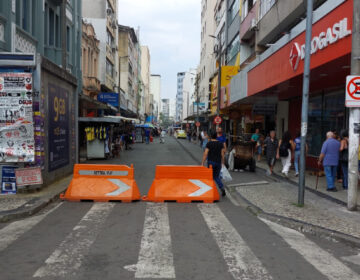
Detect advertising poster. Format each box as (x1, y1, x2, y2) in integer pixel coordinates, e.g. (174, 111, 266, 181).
(48, 84, 69, 172)
(0, 73, 35, 163)
(1, 166, 17, 194)
(15, 167, 43, 186)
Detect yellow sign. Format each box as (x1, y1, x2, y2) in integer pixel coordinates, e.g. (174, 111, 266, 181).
(221, 66, 239, 87)
(210, 75, 218, 115)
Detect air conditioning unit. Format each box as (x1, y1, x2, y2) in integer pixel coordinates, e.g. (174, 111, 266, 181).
(250, 18, 258, 31)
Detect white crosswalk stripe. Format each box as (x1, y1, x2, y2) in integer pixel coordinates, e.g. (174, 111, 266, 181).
(0, 202, 63, 252)
(33, 203, 114, 278)
(124, 203, 175, 278)
(198, 204, 273, 280)
(261, 218, 360, 280)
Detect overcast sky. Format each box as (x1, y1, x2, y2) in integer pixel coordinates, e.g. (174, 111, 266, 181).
(117, 0, 200, 100)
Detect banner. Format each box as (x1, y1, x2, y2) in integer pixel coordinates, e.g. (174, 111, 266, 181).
(48, 84, 69, 172)
(0, 73, 34, 163)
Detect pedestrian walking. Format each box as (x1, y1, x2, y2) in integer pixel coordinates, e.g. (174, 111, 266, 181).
(202, 131, 209, 151)
(293, 132, 308, 177)
(201, 132, 226, 197)
(277, 131, 294, 177)
(160, 129, 166, 144)
(263, 130, 278, 175)
(339, 129, 349, 190)
(216, 127, 227, 150)
(145, 128, 150, 144)
(318, 131, 340, 192)
(251, 128, 262, 161)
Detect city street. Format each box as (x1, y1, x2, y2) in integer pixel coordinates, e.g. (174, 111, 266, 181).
(0, 135, 359, 280)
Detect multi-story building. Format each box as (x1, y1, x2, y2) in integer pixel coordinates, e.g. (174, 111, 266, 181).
(161, 99, 170, 119)
(182, 69, 197, 120)
(118, 24, 141, 117)
(0, 0, 82, 186)
(169, 98, 176, 121)
(176, 72, 185, 122)
(83, 0, 118, 94)
(141, 46, 152, 119)
(199, 0, 217, 111)
(227, 0, 350, 170)
(80, 20, 101, 117)
(150, 74, 161, 122)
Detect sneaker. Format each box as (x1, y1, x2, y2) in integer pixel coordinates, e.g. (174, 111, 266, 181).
(266, 170, 271, 176)
(221, 189, 226, 197)
(326, 188, 338, 192)
(295, 173, 299, 177)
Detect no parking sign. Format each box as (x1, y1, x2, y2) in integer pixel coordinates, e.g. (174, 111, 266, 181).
(346, 76, 360, 107)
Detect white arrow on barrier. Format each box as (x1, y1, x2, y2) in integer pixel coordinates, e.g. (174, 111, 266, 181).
(106, 179, 131, 196)
(188, 179, 212, 197)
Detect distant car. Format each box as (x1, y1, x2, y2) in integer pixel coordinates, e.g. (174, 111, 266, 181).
(176, 130, 187, 139)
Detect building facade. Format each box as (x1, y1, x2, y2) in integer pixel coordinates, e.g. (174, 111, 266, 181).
(176, 72, 185, 122)
(141, 45, 151, 119)
(182, 69, 197, 120)
(150, 74, 161, 122)
(83, 0, 118, 94)
(118, 24, 141, 117)
(161, 98, 170, 119)
(0, 0, 82, 186)
(199, 0, 217, 112)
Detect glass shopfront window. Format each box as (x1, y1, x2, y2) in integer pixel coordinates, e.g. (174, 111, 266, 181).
(307, 91, 346, 156)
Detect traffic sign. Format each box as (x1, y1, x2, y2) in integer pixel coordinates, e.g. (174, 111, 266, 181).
(214, 116, 222, 124)
(196, 121, 200, 127)
(346, 76, 360, 107)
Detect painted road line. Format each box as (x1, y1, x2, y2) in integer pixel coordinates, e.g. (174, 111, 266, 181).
(0, 202, 63, 252)
(188, 179, 212, 197)
(106, 179, 130, 196)
(227, 180, 269, 187)
(33, 203, 114, 278)
(198, 204, 273, 280)
(261, 218, 360, 280)
(125, 203, 175, 278)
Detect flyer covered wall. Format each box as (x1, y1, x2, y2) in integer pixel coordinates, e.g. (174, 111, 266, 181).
(0, 72, 35, 162)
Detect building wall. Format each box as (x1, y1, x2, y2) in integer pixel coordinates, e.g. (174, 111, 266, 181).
(199, 0, 217, 110)
(161, 98, 170, 118)
(182, 69, 196, 120)
(150, 75, 161, 120)
(176, 72, 185, 122)
(141, 46, 151, 116)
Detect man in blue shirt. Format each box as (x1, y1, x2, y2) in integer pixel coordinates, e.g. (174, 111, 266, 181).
(318, 131, 340, 191)
(216, 127, 227, 150)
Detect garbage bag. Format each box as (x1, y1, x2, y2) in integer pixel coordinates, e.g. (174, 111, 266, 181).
(220, 164, 232, 182)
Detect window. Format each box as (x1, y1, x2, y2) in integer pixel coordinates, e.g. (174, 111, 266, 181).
(229, 0, 240, 22)
(106, 30, 114, 46)
(16, 0, 36, 35)
(49, 8, 55, 45)
(55, 15, 60, 47)
(106, 59, 114, 77)
(259, 0, 275, 20)
(66, 26, 71, 52)
(227, 35, 240, 63)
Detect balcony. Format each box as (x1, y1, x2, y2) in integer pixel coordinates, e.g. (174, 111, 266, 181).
(83, 76, 101, 92)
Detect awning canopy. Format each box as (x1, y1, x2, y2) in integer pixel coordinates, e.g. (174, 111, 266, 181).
(79, 94, 117, 111)
(78, 116, 140, 124)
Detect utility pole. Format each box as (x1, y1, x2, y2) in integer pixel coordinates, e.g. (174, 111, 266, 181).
(216, 51, 221, 129)
(348, 1, 360, 211)
(298, 0, 313, 206)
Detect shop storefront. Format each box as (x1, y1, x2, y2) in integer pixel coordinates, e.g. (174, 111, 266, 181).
(242, 0, 353, 167)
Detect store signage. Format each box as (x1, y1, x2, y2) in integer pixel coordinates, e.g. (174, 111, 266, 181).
(98, 92, 119, 108)
(252, 104, 276, 115)
(1, 166, 17, 194)
(213, 116, 222, 125)
(345, 75, 360, 107)
(290, 18, 351, 71)
(15, 167, 43, 186)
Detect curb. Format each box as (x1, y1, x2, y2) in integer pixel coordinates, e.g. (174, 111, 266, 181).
(0, 187, 66, 223)
(256, 165, 348, 206)
(226, 185, 360, 249)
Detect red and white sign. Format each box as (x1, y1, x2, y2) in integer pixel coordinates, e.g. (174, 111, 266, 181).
(15, 167, 43, 186)
(213, 116, 222, 124)
(195, 122, 200, 127)
(346, 76, 360, 107)
(289, 43, 301, 71)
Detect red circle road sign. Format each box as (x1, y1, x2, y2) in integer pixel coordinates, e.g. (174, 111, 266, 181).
(213, 116, 222, 124)
(196, 122, 200, 127)
(347, 77, 360, 100)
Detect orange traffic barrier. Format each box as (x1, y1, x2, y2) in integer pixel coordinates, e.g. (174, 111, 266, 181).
(143, 165, 220, 203)
(60, 164, 141, 202)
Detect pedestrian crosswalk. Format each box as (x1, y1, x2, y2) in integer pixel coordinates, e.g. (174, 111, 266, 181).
(0, 201, 358, 280)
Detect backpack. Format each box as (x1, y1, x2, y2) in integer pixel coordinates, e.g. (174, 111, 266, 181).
(279, 142, 289, 157)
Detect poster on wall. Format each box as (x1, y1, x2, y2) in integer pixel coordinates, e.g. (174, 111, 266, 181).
(48, 84, 69, 172)
(0, 73, 35, 163)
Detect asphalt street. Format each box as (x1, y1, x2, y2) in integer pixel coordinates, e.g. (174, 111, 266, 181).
(0, 135, 359, 280)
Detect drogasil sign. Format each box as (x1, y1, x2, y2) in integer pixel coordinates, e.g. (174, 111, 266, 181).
(290, 18, 351, 71)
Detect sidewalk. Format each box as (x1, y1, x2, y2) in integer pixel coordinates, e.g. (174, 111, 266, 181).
(0, 175, 72, 222)
(177, 138, 360, 243)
